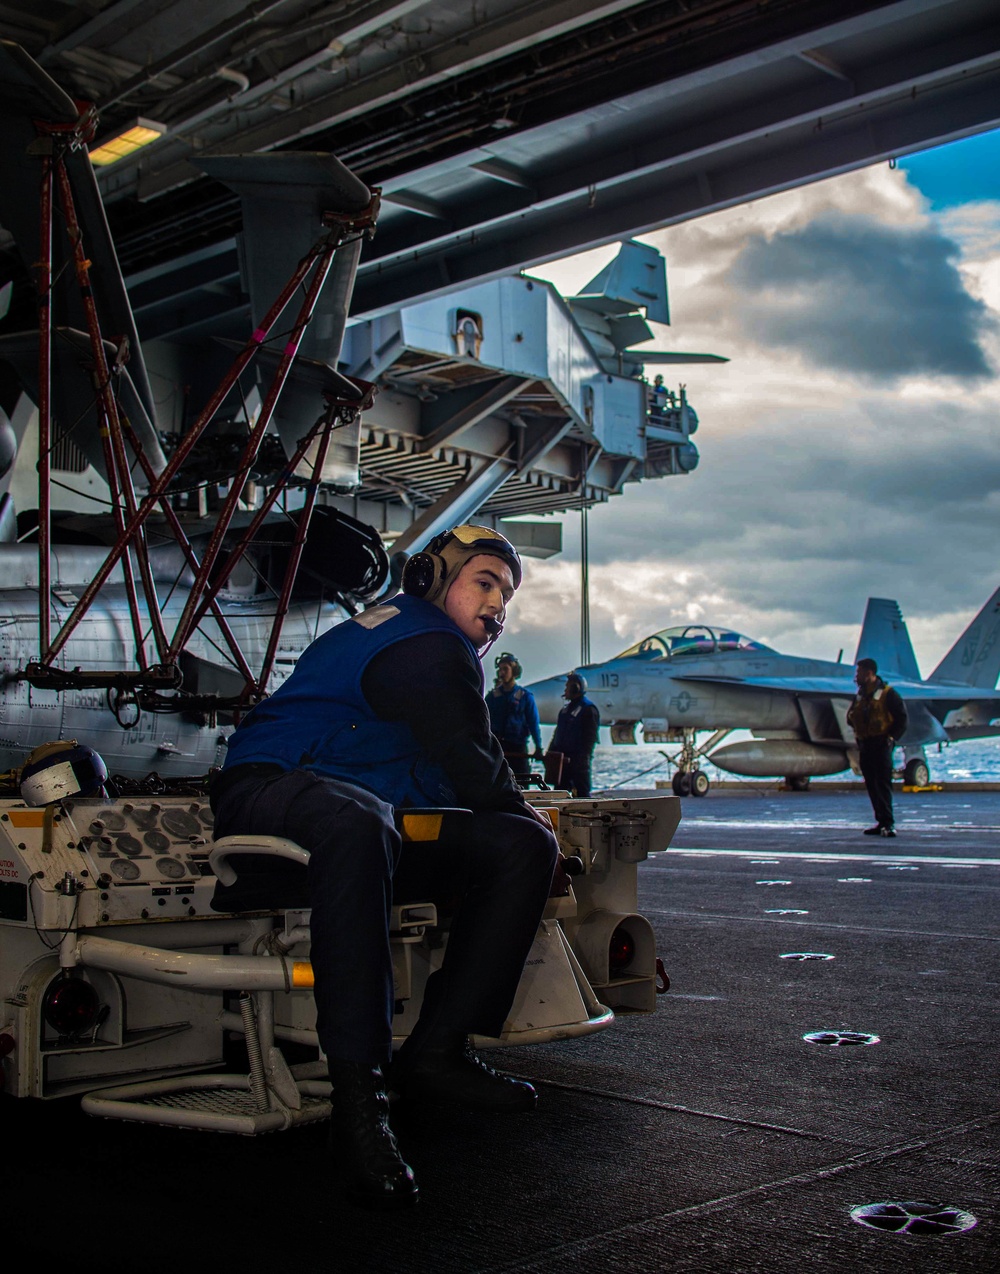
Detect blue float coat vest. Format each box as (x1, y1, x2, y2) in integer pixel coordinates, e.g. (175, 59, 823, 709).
(223, 593, 482, 806)
(551, 695, 600, 757)
(486, 684, 540, 749)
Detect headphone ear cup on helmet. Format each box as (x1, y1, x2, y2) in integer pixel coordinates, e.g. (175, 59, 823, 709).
(402, 552, 439, 598)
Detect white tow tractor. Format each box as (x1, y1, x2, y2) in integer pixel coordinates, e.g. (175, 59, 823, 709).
(0, 782, 678, 1133)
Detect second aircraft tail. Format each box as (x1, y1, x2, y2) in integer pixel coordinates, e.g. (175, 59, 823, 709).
(929, 586, 1000, 688)
(853, 597, 921, 682)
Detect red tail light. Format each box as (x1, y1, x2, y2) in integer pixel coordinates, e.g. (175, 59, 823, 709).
(43, 976, 100, 1037)
(609, 926, 635, 973)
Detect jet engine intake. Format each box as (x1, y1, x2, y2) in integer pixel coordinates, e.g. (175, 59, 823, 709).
(609, 721, 639, 745)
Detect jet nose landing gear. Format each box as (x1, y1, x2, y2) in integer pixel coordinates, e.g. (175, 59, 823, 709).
(671, 769, 710, 797)
(663, 728, 730, 796)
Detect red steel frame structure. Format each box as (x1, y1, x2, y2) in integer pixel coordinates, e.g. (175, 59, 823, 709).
(24, 107, 379, 713)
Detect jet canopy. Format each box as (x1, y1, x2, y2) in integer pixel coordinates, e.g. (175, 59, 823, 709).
(615, 625, 776, 660)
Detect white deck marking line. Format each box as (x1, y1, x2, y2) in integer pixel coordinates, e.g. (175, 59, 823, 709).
(643, 908, 1000, 942)
(659, 847, 1000, 866)
(680, 819, 1000, 831)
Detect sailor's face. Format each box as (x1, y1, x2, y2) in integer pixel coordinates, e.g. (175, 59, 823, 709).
(444, 555, 515, 650)
(497, 661, 516, 687)
(563, 679, 581, 700)
(855, 664, 875, 690)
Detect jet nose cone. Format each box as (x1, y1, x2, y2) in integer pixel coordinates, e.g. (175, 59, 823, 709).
(525, 675, 567, 724)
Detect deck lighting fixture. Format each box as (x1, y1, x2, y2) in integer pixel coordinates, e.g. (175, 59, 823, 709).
(89, 118, 166, 167)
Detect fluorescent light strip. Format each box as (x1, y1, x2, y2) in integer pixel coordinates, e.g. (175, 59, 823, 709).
(90, 120, 165, 167)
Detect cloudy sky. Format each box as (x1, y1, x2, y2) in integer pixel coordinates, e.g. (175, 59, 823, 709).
(502, 129, 1000, 687)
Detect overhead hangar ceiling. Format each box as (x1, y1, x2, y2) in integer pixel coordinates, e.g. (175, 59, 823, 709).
(3, 0, 999, 338)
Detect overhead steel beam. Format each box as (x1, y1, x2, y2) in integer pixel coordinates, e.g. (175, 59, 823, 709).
(386, 452, 516, 556)
(88, 0, 999, 347)
(515, 417, 576, 472)
(360, 15, 1000, 256)
(381, 191, 451, 220)
(471, 159, 536, 192)
(37, 0, 152, 64)
(98, 0, 650, 203)
(419, 376, 526, 454)
(350, 63, 1000, 315)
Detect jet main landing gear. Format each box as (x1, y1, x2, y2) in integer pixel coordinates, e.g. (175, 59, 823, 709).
(903, 756, 930, 787)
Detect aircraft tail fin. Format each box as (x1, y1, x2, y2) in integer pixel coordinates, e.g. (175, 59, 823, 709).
(929, 586, 1000, 688)
(853, 598, 921, 681)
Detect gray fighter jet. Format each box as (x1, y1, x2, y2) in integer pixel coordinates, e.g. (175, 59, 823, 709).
(528, 589, 1000, 794)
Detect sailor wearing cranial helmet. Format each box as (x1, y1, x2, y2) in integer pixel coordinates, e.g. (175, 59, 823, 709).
(486, 651, 543, 782)
(211, 524, 559, 1210)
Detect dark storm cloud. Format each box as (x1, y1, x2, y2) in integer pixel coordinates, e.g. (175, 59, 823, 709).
(725, 212, 995, 380)
(572, 395, 1000, 630)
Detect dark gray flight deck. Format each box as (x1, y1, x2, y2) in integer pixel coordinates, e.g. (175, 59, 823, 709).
(7, 788, 998, 1271)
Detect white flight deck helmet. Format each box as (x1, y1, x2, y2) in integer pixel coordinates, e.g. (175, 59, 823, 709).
(20, 740, 109, 807)
(401, 525, 522, 612)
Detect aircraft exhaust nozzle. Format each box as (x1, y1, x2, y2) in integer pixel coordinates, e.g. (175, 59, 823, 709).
(710, 740, 849, 778)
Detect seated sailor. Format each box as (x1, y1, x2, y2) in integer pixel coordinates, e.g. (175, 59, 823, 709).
(210, 524, 559, 1210)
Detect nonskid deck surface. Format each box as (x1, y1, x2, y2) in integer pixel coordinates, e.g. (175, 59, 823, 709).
(6, 789, 998, 1271)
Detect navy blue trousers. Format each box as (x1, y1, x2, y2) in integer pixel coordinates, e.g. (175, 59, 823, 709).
(858, 738, 894, 828)
(564, 755, 594, 798)
(212, 769, 558, 1065)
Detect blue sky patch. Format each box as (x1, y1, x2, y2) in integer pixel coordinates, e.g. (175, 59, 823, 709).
(900, 128, 1000, 209)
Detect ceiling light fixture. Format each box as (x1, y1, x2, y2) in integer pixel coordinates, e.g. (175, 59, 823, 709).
(89, 118, 166, 167)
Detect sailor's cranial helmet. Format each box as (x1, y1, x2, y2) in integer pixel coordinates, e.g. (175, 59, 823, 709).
(495, 650, 522, 679)
(20, 739, 109, 807)
(401, 524, 522, 610)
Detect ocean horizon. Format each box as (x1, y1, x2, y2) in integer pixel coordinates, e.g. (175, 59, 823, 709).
(580, 735, 1000, 790)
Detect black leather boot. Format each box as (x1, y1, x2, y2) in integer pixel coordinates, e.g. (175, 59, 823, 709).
(328, 1062, 418, 1210)
(393, 1030, 537, 1113)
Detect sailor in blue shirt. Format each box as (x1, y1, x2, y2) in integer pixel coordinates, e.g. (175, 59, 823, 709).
(211, 525, 558, 1210)
(548, 674, 602, 797)
(486, 651, 543, 780)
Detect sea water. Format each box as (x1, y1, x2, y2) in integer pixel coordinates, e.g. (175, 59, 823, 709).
(576, 736, 1000, 789)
